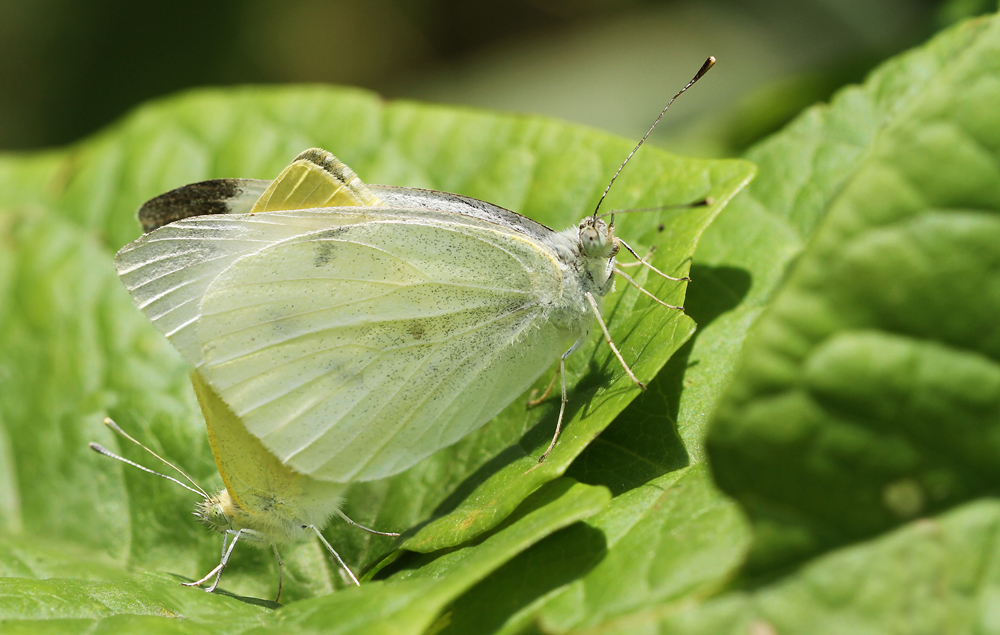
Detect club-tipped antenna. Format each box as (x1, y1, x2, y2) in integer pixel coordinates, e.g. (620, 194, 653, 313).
(90, 442, 207, 498)
(592, 56, 716, 223)
(96, 417, 210, 499)
(595, 196, 714, 221)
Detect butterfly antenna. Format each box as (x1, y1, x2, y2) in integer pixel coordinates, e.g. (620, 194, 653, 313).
(591, 56, 716, 223)
(93, 417, 210, 499)
(595, 197, 713, 221)
(90, 442, 207, 498)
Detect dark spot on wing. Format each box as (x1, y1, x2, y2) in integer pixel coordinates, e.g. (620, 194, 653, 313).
(138, 179, 242, 233)
(408, 321, 426, 340)
(315, 227, 351, 239)
(313, 227, 351, 266)
(314, 242, 337, 267)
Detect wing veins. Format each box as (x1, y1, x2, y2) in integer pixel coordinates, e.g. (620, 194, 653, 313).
(230, 303, 537, 414)
(117, 245, 232, 276)
(292, 172, 324, 208)
(164, 313, 200, 338)
(134, 264, 233, 306)
(251, 306, 538, 455)
(281, 320, 471, 465)
(203, 284, 533, 363)
(352, 315, 540, 475)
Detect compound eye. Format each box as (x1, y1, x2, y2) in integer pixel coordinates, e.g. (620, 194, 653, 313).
(580, 227, 602, 252)
(210, 506, 229, 526)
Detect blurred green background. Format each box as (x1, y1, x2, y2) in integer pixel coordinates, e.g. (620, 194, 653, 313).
(0, 0, 993, 156)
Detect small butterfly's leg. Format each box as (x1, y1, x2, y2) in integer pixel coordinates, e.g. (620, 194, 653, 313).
(273, 546, 283, 603)
(615, 267, 684, 310)
(336, 510, 400, 536)
(183, 528, 244, 592)
(585, 292, 645, 390)
(212, 531, 230, 590)
(309, 525, 361, 586)
(528, 366, 559, 406)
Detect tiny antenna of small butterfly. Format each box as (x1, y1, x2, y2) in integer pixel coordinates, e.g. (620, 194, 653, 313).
(90, 417, 210, 499)
(591, 55, 716, 224)
(90, 417, 397, 599)
(90, 418, 292, 598)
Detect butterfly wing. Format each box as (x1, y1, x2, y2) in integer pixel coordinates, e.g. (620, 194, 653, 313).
(118, 149, 577, 482)
(137, 178, 270, 233)
(116, 149, 385, 365)
(191, 369, 344, 531)
(193, 211, 569, 481)
(116, 211, 371, 364)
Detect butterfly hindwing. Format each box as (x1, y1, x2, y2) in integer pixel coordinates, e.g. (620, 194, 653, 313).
(250, 148, 381, 214)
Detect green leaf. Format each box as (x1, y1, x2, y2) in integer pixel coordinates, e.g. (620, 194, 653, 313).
(676, 11, 1000, 465)
(615, 499, 1000, 635)
(0, 83, 750, 609)
(251, 479, 609, 635)
(0, 535, 272, 634)
(0, 479, 608, 634)
(436, 464, 749, 635)
(425, 12, 1000, 635)
(707, 12, 1000, 572)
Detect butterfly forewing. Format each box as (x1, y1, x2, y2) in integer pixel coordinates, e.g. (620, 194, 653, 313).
(116, 149, 596, 484)
(115, 212, 360, 365)
(194, 214, 570, 481)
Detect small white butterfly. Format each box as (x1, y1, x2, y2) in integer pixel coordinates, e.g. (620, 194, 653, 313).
(95, 57, 715, 595)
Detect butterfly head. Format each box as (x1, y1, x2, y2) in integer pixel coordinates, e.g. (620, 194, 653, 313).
(573, 215, 620, 296)
(578, 216, 619, 261)
(196, 489, 237, 534)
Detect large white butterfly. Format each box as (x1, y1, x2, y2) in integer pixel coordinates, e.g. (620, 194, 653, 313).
(98, 57, 715, 595)
(116, 147, 676, 478)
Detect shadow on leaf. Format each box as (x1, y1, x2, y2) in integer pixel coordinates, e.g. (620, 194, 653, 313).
(168, 573, 282, 609)
(567, 264, 752, 496)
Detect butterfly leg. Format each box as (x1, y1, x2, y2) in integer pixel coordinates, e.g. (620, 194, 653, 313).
(273, 546, 283, 603)
(618, 238, 691, 281)
(585, 292, 645, 390)
(617, 242, 657, 267)
(538, 336, 585, 463)
(183, 528, 244, 592)
(309, 525, 361, 586)
(615, 267, 684, 311)
(336, 510, 400, 536)
(527, 366, 559, 406)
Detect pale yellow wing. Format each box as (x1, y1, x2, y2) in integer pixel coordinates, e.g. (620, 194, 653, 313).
(191, 370, 343, 533)
(195, 217, 570, 482)
(249, 148, 380, 214)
